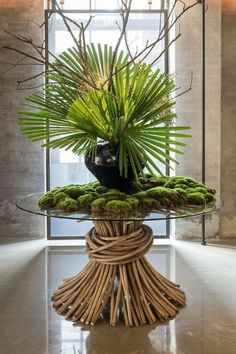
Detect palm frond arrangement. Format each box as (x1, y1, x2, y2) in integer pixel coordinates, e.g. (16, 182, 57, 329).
(0, 0, 205, 190)
(18, 43, 191, 180)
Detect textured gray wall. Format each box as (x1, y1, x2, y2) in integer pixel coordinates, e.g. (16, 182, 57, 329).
(220, 0, 236, 237)
(174, 0, 221, 240)
(0, 0, 45, 239)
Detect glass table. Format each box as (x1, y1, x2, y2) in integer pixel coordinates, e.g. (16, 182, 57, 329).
(16, 193, 221, 327)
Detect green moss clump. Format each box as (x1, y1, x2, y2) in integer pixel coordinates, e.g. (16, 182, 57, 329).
(105, 200, 132, 213)
(164, 180, 175, 188)
(103, 191, 127, 201)
(174, 183, 188, 190)
(174, 188, 188, 205)
(92, 182, 100, 188)
(187, 192, 206, 205)
(64, 186, 85, 199)
(51, 187, 64, 194)
(57, 197, 78, 212)
(89, 192, 100, 198)
(38, 177, 217, 213)
(185, 188, 198, 194)
(149, 177, 169, 186)
(141, 198, 160, 210)
(77, 194, 96, 208)
(205, 192, 216, 202)
(126, 197, 140, 208)
(95, 186, 108, 194)
(174, 178, 189, 185)
(183, 177, 197, 184)
(174, 187, 187, 195)
(53, 192, 68, 204)
(107, 189, 121, 193)
(91, 198, 107, 211)
(38, 194, 55, 209)
(84, 187, 97, 193)
(132, 191, 148, 199)
(142, 183, 155, 190)
(207, 187, 216, 195)
(146, 187, 177, 201)
(193, 187, 208, 194)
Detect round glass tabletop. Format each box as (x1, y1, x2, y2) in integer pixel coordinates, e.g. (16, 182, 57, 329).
(16, 192, 222, 222)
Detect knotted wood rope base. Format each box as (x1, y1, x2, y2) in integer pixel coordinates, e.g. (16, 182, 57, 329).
(52, 221, 186, 327)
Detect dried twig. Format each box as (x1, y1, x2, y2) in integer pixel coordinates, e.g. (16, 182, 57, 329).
(1, 0, 200, 99)
(102, 0, 199, 87)
(175, 71, 193, 98)
(107, 0, 132, 91)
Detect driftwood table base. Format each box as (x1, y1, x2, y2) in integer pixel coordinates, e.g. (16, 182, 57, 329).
(52, 220, 186, 327)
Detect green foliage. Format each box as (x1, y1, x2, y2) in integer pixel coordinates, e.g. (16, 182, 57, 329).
(174, 188, 188, 203)
(95, 186, 108, 193)
(77, 193, 96, 207)
(53, 192, 68, 204)
(57, 197, 78, 212)
(174, 178, 189, 185)
(126, 197, 140, 208)
(64, 186, 85, 199)
(140, 198, 160, 210)
(205, 192, 216, 202)
(132, 191, 148, 199)
(38, 176, 216, 213)
(146, 187, 177, 201)
(38, 194, 54, 209)
(148, 177, 169, 186)
(174, 187, 187, 195)
(105, 200, 132, 212)
(174, 183, 188, 189)
(187, 192, 206, 205)
(207, 187, 216, 195)
(91, 198, 107, 211)
(18, 43, 191, 179)
(102, 191, 127, 201)
(164, 180, 175, 188)
(193, 187, 208, 194)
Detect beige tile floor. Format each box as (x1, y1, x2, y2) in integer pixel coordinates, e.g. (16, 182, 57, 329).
(0, 239, 236, 354)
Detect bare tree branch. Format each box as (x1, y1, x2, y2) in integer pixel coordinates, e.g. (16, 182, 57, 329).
(16, 83, 45, 91)
(16, 70, 53, 85)
(107, 0, 132, 91)
(175, 71, 193, 99)
(0, 56, 27, 74)
(54, 0, 81, 52)
(1, 0, 201, 101)
(151, 33, 181, 66)
(103, 0, 199, 86)
(1, 45, 45, 64)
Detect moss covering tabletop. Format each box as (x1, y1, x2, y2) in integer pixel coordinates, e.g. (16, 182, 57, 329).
(38, 175, 216, 214)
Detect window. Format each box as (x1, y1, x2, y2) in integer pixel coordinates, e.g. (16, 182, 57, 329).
(45, 0, 169, 238)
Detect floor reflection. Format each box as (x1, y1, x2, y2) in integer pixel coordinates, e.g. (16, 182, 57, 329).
(1, 240, 236, 353)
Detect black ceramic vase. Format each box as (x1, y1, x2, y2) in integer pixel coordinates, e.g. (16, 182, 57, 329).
(84, 144, 135, 193)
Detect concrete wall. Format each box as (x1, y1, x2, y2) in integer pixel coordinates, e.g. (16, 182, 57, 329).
(174, 0, 221, 240)
(0, 0, 45, 239)
(220, 0, 236, 237)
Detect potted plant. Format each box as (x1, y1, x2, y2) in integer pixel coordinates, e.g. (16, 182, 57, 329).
(18, 41, 191, 192)
(2, 0, 209, 199)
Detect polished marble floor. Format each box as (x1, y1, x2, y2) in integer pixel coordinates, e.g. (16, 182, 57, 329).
(0, 239, 236, 354)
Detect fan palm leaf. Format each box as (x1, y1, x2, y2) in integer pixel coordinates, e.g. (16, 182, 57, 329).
(18, 43, 191, 179)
